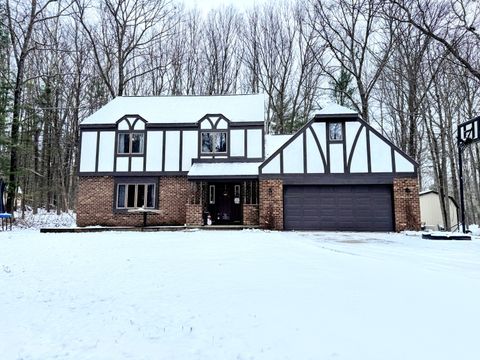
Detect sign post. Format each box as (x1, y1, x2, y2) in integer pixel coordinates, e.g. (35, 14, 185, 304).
(457, 116, 480, 233)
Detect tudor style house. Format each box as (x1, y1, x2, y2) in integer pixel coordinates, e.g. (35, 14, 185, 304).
(77, 94, 421, 231)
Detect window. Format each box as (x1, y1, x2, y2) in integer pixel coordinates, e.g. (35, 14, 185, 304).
(117, 183, 155, 208)
(201, 132, 227, 154)
(209, 185, 215, 204)
(118, 133, 144, 154)
(329, 123, 343, 141)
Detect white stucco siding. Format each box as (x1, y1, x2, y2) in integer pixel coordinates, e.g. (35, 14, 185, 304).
(306, 128, 324, 173)
(164, 131, 180, 171)
(262, 154, 281, 174)
(131, 157, 144, 171)
(247, 129, 262, 158)
(182, 131, 198, 171)
(118, 119, 129, 130)
(311, 122, 327, 154)
(116, 157, 129, 172)
(200, 120, 212, 129)
(97, 131, 115, 172)
(79, 131, 97, 172)
(283, 135, 304, 174)
(370, 132, 392, 172)
(345, 122, 361, 160)
(230, 129, 245, 157)
(329, 143, 344, 173)
(133, 120, 145, 130)
(395, 151, 415, 173)
(216, 118, 228, 129)
(349, 128, 368, 173)
(146, 131, 163, 172)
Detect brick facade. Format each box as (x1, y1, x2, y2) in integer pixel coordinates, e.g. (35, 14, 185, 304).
(77, 176, 189, 227)
(393, 177, 421, 231)
(186, 203, 203, 226)
(259, 179, 283, 230)
(243, 204, 259, 225)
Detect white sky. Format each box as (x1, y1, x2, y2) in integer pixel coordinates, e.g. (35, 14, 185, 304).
(183, 0, 269, 13)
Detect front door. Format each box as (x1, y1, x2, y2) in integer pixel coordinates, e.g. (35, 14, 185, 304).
(208, 183, 242, 224)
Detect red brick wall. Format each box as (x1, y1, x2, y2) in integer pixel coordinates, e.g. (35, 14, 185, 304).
(393, 177, 421, 231)
(243, 204, 259, 225)
(259, 179, 283, 230)
(186, 203, 203, 226)
(77, 176, 189, 227)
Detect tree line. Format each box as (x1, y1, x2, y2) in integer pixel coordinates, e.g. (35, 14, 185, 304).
(0, 0, 479, 229)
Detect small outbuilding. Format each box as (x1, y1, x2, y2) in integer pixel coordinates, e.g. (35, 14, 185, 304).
(419, 190, 459, 230)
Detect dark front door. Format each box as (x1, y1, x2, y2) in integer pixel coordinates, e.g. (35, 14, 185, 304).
(284, 185, 394, 231)
(208, 183, 242, 224)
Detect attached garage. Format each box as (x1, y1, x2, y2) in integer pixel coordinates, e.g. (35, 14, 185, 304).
(258, 104, 421, 232)
(284, 185, 394, 231)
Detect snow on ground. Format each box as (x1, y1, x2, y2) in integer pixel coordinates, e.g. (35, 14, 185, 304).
(13, 209, 76, 230)
(1, 229, 479, 360)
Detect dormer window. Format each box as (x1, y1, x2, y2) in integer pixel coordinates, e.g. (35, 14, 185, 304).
(201, 131, 227, 154)
(329, 123, 343, 141)
(117, 133, 144, 154)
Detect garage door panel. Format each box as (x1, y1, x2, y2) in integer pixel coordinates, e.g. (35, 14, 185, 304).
(284, 185, 394, 231)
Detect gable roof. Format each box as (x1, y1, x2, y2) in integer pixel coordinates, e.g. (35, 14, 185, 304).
(82, 94, 265, 125)
(316, 103, 358, 116)
(259, 103, 419, 176)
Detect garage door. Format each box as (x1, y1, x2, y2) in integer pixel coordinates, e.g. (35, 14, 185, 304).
(284, 185, 394, 231)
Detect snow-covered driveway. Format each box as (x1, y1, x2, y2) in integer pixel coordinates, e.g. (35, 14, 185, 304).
(1, 230, 479, 360)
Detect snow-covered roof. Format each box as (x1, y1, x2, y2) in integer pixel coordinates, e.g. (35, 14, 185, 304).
(265, 134, 292, 157)
(188, 162, 261, 178)
(317, 103, 358, 116)
(82, 94, 265, 125)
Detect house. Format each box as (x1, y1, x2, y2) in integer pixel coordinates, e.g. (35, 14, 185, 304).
(77, 95, 420, 231)
(419, 190, 459, 230)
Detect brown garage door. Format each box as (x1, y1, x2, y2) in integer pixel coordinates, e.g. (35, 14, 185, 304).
(284, 185, 394, 231)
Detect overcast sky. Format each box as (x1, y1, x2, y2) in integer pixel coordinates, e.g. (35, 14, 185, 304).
(183, 0, 269, 13)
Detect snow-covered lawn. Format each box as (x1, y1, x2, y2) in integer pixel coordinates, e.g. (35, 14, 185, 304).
(1, 230, 479, 360)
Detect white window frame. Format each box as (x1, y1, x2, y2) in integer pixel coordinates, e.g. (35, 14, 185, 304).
(117, 132, 145, 155)
(201, 131, 228, 154)
(116, 183, 155, 209)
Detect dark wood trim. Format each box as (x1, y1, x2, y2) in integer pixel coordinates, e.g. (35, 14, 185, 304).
(342, 123, 347, 173)
(347, 125, 364, 171)
(162, 130, 166, 172)
(261, 127, 265, 160)
(147, 123, 197, 129)
(179, 130, 183, 171)
(230, 121, 264, 127)
(243, 128, 247, 158)
(80, 171, 188, 177)
(115, 114, 148, 126)
(302, 132, 307, 174)
(77, 130, 83, 175)
(308, 126, 327, 172)
(188, 175, 259, 181)
(95, 131, 100, 172)
(366, 129, 372, 173)
(80, 124, 116, 130)
(259, 172, 417, 185)
(259, 116, 316, 173)
(280, 151, 284, 174)
(192, 157, 263, 164)
(391, 146, 396, 174)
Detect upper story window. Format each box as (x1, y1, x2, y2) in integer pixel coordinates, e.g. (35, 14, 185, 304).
(118, 133, 144, 154)
(329, 122, 343, 141)
(201, 132, 227, 154)
(116, 116, 147, 155)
